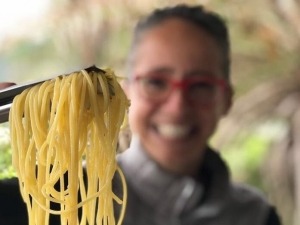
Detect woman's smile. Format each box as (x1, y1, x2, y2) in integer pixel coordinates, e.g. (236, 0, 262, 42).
(154, 123, 195, 140)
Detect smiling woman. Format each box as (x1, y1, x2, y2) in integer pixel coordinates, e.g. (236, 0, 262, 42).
(117, 4, 282, 225)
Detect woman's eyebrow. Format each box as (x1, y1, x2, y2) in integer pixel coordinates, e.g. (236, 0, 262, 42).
(144, 67, 174, 75)
(140, 68, 217, 78)
(186, 70, 216, 77)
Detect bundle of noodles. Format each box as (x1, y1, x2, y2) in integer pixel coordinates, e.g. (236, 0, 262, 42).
(9, 66, 129, 225)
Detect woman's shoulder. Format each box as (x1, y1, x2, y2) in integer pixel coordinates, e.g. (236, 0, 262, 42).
(228, 182, 281, 225)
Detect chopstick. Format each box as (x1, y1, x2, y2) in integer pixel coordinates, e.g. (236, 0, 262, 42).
(0, 80, 45, 123)
(0, 66, 111, 123)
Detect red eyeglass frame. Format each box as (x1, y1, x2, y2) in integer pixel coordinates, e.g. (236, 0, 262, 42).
(134, 75, 229, 92)
(133, 75, 231, 107)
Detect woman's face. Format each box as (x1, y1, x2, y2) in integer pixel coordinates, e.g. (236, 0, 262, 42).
(126, 18, 232, 175)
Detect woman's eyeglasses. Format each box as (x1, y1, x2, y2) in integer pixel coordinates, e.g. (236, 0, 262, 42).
(133, 75, 229, 106)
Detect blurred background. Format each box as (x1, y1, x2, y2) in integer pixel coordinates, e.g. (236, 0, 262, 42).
(1, 0, 300, 224)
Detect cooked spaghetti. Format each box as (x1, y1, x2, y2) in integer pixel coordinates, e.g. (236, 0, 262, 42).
(9, 66, 129, 225)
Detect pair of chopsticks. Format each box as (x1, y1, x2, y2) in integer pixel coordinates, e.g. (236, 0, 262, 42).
(0, 80, 45, 123)
(0, 66, 109, 123)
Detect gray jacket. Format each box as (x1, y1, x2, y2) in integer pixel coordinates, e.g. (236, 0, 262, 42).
(115, 136, 280, 225)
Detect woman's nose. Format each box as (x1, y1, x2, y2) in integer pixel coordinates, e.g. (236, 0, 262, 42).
(161, 89, 190, 113)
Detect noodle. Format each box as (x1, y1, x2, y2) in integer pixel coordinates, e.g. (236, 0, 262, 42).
(9, 66, 129, 225)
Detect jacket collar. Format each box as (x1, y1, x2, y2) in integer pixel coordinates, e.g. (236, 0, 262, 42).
(118, 135, 230, 217)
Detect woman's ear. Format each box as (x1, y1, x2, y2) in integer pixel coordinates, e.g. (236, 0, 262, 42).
(223, 85, 234, 115)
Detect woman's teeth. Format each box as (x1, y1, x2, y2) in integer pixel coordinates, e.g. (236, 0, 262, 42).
(157, 124, 191, 139)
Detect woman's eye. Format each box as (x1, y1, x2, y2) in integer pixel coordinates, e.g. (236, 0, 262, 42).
(144, 78, 167, 89)
(190, 82, 214, 93)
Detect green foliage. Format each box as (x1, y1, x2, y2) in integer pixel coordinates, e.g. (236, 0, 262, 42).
(0, 124, 16, 179)
(221, 119, 288, 192)
(221, 132, 268, 190)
